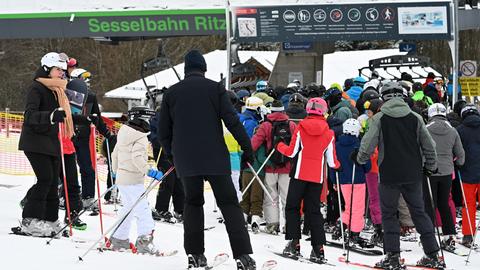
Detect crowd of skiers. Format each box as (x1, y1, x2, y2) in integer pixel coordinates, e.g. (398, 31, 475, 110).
(14, 50, 480, 270)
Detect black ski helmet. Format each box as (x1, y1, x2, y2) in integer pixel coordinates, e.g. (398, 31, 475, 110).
(127, 106, 155, 132)
(460, 104, 479, 119)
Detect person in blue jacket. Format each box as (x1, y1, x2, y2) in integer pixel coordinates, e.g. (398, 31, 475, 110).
(346, 76, 366, 102)
(238, 96, 263, 138)
(332, 118, 371, 247)
(456, 104, 480, 247)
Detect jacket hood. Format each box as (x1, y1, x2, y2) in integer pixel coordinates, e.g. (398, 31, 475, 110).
(380, 98, 411, 118)
(299, 115, 329, 136)
(463, 114, 480, 128)
(427, 116, 452, 135)
(117, 125, 148, 146)
(266, 112, 289, 122)
(332, 99, 351, 112)
(338, 134, 358, 146)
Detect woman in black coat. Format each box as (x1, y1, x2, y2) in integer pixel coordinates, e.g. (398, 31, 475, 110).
(17, 52, 71, 236)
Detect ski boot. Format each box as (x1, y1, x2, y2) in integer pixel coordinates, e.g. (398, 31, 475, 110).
(350, 232, 374, 248)
(236, 254, 256, 270)
(135, 234, 160, 255)
(65, 211, 87, 230)
(20, 218, 53, 237)
(251, 215, 263, 233)
(109, 236, 131, 251)
(265, 223, 280, 235)
(371, 224, 384, 245)
(462, 235, 473, 248)
(323, 222, 336, 234)
(416, 252, 445, 269)
(310, 245, 327, 264)
(331, 221, 347, 241)
(282, 239, 301, 259)
(187, 254, 208, 268)
(441, 236, 456, 252)
(174, 211, 184, 223)
(82, 198, 99, 213)
(152, 210, 175, 223)
(46, 220, 64, 237)
(375, 252, 406, 270)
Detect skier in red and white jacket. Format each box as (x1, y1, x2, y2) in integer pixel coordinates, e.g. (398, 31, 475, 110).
(277, 97, 341, 264)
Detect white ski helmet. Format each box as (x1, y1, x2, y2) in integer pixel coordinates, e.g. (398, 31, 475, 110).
(70, 68, 91, 84)
(41, 52, 68, 71)
(427, 103, 447, 118)
(245, 96, 263, 110)
(343, 118, 362, 137)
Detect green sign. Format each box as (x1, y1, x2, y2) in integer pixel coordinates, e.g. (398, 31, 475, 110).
(0, 9, 226, 39)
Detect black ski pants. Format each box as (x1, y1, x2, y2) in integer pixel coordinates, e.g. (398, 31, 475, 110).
(22, 152, 60, 222)
(73, 137, 95, 199)
(423, 175, 456, 235)
(285, 178, 326, 247)
(153, 147, 184, 213)
(59, 153, 83, 214)
(379, 181, 439, 254)
(181, 174, 252, 258)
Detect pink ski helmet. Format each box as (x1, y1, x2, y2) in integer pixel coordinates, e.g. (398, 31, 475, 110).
(306, 97, 327, 116)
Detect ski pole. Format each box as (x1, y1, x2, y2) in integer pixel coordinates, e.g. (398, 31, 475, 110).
(425, 176, 446, 266)
(104, 136, 117, 212)
(78, 166, 174, 261)
(241, 149, 275, 197)
(346, 163, 356, 263)
(458, 171, 477, 264)
(46, 184, 118, 245)
(58, 122, 73, 237)
(90, 123, 105, 240)
(247, 162, 275, 205)
(335, 171, 347, 256)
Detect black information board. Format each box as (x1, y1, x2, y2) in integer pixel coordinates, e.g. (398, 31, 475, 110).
(232, 1, 451, 42)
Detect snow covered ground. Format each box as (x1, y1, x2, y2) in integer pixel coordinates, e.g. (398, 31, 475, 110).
(1, 173, 479, 269)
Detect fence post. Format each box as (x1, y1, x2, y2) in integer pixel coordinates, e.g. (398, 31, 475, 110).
(5, 107, 9, 138)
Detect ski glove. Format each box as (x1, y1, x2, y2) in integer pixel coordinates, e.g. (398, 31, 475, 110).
(241, 150, 255, 169)
(147, 169, 164, 181)
(423, 167, 438, 177)
(50, 108, 66, 124)
(349, 149, 362, 166)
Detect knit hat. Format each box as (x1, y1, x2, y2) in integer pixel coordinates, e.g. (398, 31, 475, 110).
(184, 50, 207, 73)
(270, 100, 284, 112)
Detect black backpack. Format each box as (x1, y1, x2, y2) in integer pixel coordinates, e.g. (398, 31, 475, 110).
(269, 120, 292, 168)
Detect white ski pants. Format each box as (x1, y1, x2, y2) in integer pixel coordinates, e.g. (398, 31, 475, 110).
(112, 184, 154, 240)
(263, 173, 290, 225)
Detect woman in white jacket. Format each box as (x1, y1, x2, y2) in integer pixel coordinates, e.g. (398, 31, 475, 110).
(110, 106, 163, 254)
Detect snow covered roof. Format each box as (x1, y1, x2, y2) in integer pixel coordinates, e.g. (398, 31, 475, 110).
(104, 50, 279, 100)
(322, 49, 442, 87)
(3, 0, 449, 14)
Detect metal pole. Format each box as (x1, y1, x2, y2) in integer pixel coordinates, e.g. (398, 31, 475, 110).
(449, 0, 460, 107)
(225, 0, 232, 91)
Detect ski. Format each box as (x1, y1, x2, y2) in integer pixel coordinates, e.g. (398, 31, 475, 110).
(264, 244, 335, 266)
(10, 226, 57, 238)
(441, 247, 467, 257)
(187, 253, 229, 269)
(338, 256, 454, 270)
(326, 240, 383, 256)
(98, 243, 178, 257)
(260, 260, 278, 270)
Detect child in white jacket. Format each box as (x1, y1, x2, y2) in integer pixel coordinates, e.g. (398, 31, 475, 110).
(110, 106, 163, 254)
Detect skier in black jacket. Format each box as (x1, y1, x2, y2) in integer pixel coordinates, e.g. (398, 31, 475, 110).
(69, 68, 113, 210)
(18, 52, 70, 236)
(158, 50, 256, 270)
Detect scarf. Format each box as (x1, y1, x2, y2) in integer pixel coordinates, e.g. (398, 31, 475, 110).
(36, 77, 74, 138)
